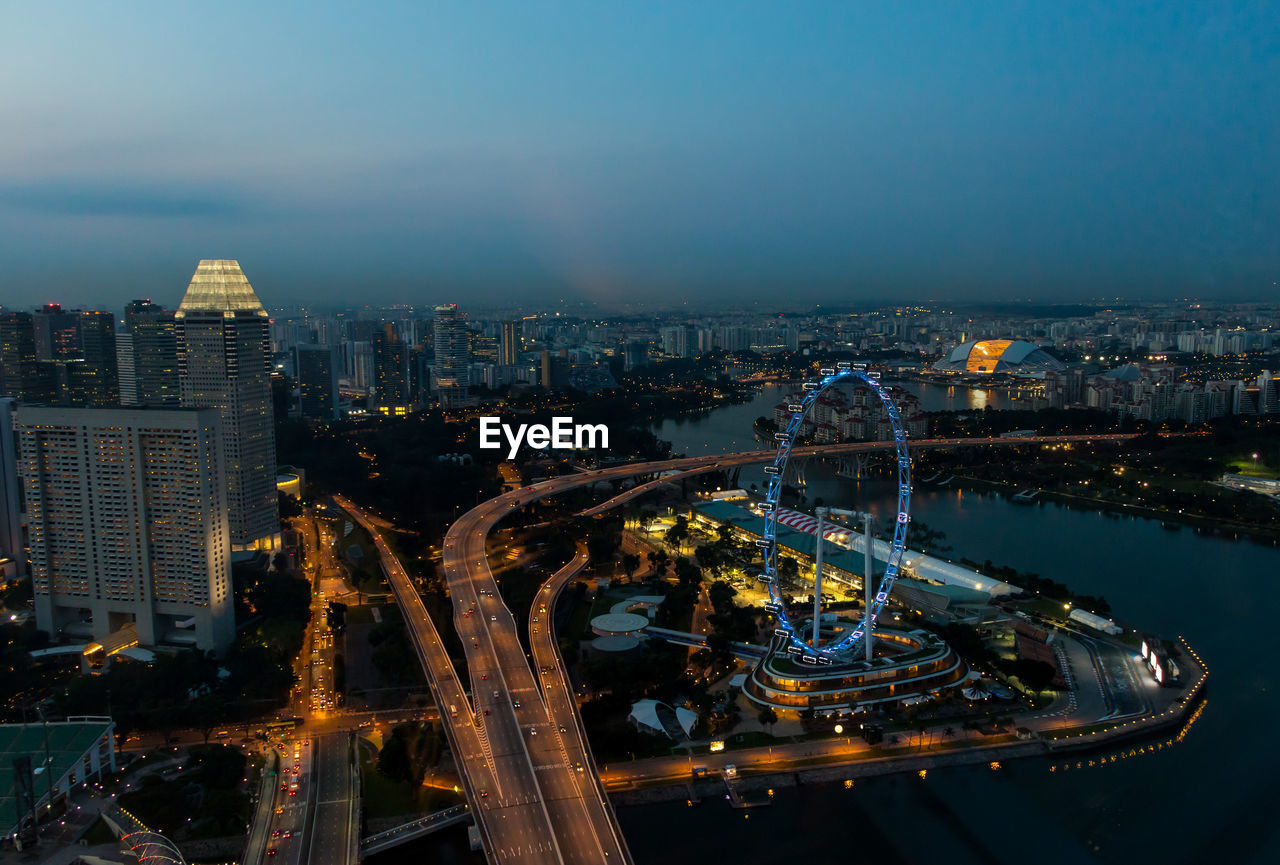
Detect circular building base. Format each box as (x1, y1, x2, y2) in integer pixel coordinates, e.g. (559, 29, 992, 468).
(743, 626, 968, 716)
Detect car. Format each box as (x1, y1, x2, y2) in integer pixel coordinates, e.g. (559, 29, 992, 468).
(479, 790, 489, 798)
(483, 709, 490, 716)
(281, 831, 293, 839)
(280, 784, 288, 791)
(559, 725, 567, 733)
(272, 829, 281, 838)
(490, 615, 497, 622)
(529, 727, 536, 736)
(473, 641, 479, 648)
(493, 690, 500, 698)
(289, 790, 297, 797)
(267, 849, 278, 857)
(513, 699, 521, 708)
(481, 673, 488, 680)
(574, 761, 584, 773)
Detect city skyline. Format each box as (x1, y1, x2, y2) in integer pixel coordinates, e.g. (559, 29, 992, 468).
(2, 2, 1277, 307)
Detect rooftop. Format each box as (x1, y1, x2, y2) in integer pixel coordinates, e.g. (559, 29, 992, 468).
(1, 718, 114, 834)
(176, 260, 267, 315)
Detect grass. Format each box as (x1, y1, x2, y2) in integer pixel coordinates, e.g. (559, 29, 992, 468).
(357, 739, 463, 820)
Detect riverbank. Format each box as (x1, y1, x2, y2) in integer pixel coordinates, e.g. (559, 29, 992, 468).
(934, 473, 1280, 544)
(602, 638, 1206, 806)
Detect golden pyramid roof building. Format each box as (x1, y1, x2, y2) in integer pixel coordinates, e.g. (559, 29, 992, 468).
(177, 260, 267, 315)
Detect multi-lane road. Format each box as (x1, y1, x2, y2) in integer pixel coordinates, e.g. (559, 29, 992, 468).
(341, 433, 1139, 864)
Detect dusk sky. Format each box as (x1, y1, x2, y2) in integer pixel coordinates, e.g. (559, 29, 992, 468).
(2, 2, 1277, 309)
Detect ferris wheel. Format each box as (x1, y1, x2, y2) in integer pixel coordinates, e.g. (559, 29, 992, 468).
(758, 362, 912, 662)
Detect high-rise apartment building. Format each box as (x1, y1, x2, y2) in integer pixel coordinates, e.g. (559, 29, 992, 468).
(433, 304, 470, 408)
(124, 299, 180, 407)
(296, 344, 340, 422)
(18, 406, 234, 653)
(175, 260, 280, 551)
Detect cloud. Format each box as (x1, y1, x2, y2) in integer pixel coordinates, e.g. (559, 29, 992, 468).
(0, 180, 244, 219)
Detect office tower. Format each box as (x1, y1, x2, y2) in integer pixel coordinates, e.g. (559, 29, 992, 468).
(17, 406, 234, 653)
(76, 311, 119, 407)
(372, 323, 410, 411)
(540, 349, 570, 389)
(33, 304, 80, 360)
(125, 299, 180, 407)
(296, 344, 340, 422)
(0, 400, 22, 582)
(0, 312, 38, 400)
(116, 332, 137, 405)
(500, 319, 521, 366)
(175, 260, 280, 551)
(433, 304, 470, 408)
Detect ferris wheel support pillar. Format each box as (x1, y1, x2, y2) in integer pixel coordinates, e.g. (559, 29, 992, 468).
(863, 513, 875, 661)
(812, 507, 828, 647)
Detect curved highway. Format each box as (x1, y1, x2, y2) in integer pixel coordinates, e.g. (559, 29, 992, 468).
(344, 433, 1137, 863)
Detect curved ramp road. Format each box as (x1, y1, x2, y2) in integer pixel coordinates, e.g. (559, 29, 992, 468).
(341, 433, 1138, 864)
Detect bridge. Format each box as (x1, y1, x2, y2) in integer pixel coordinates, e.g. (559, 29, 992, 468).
(339, 432, 1137, 864)
(360, 805, 471, 857)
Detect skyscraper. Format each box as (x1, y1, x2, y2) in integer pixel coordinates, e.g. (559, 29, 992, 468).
(433, 304, 470, 408)
(0, 399, 23, 583)
(499, 319, 521, 366)
(372, 323, 410, 411)
(296, 344, 340, 422)
(116, 332, 137, 405)
(18, 406, 234, 653)
(124, 299, 180, 407)
(32, 304, 80, 360)
(175, 260, 280, 551)
(0, 312, 38, 400)
(76, 311, 119, 407)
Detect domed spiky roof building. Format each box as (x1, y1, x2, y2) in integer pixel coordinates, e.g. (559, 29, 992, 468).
(933, 339, 1065, 374)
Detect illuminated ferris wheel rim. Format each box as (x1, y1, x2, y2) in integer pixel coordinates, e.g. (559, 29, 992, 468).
(760, 362, 911, 661)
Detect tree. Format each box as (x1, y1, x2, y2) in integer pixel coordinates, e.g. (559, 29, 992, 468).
(646, 550, 670, 580)
(673, 557, 701, 587)
(777, 557, 800, 586)
(665, 518, 689, 552)
(757, 707, 778, 733)
(1010, 659, 1057, 697)
(621, 553, 640, 582)
(189, 694, 223, 745)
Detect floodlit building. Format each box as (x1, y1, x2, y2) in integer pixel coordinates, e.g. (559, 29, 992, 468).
(933, 340, 1066, 374)
(17, 406, 235, 653)
(176, 260, 280, 551)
